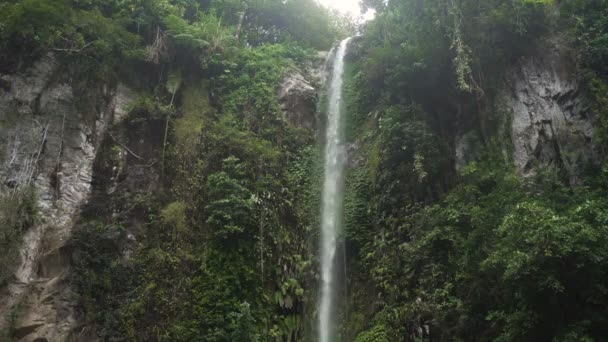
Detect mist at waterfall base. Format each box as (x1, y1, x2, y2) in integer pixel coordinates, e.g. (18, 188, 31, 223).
(319, 37, 351, 342)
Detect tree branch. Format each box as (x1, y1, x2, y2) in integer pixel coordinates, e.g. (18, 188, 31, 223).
(108, 132, 145, 161)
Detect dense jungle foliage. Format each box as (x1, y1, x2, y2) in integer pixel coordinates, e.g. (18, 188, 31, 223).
(2, 0, 608, 341)
(342, 0, 608, 341)
(0, 0, 344, 340)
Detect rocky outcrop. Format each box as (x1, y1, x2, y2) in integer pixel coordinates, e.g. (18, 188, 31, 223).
(278, 71, 317, 130)
(455, 39, 600, 182)
(278, 51, 328, 130)
(502, 40, 599, 184)
(0, 54, 134, 341)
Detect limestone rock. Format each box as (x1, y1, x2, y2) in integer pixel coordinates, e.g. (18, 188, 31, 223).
(501, 39, 599, 184)
(278, 71, 318, 130)
(0, 55, 135, 341)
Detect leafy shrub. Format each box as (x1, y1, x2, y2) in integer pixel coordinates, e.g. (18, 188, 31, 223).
(0, 0, 140, 72)
(355, 324, 390, 342)
(562, 0, 608, 79)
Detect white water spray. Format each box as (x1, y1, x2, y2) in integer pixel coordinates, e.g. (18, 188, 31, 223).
(319, 37, 351, 342)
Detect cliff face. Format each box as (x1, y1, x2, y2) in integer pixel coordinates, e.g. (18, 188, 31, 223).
(0, 55, 134, 341)
(0, 52, 324, 341)
(0, 38, 603, 342)
(502, 40, 600, 184)
(456, 40, 601, 181)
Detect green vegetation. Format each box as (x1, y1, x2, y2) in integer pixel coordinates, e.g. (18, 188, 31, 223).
(0, 0, 348, 74)
(341, 0, 608, 340)
(346, 145, 608, 339)
(0, 0, 344, 340)
(0, 0, 141, 74)
(561, 1, 608, 152)
(3, 0, 608, 341)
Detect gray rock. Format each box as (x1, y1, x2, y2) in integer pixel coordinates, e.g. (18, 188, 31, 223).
(111, 83, 136, 124)
(277, 51, 328, 131)
(278, 71, 318, 130)
(500, 39, 599, 184)
(0, 55, 135, 341)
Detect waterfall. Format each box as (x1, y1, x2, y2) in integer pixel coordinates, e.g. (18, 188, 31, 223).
(319, 37, 351, 342)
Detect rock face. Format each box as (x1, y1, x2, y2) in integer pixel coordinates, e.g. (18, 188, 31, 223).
(0, 54, 134, 341)
(278, 71, 318, 130)
(0, 52, 323, 341)
(278, 52, 328, 131)
(501, 40, 599, 184)
(455, 40, 600, 182)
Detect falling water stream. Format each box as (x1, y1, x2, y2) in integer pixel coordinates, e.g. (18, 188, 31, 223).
(319, 37, 351, 342)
